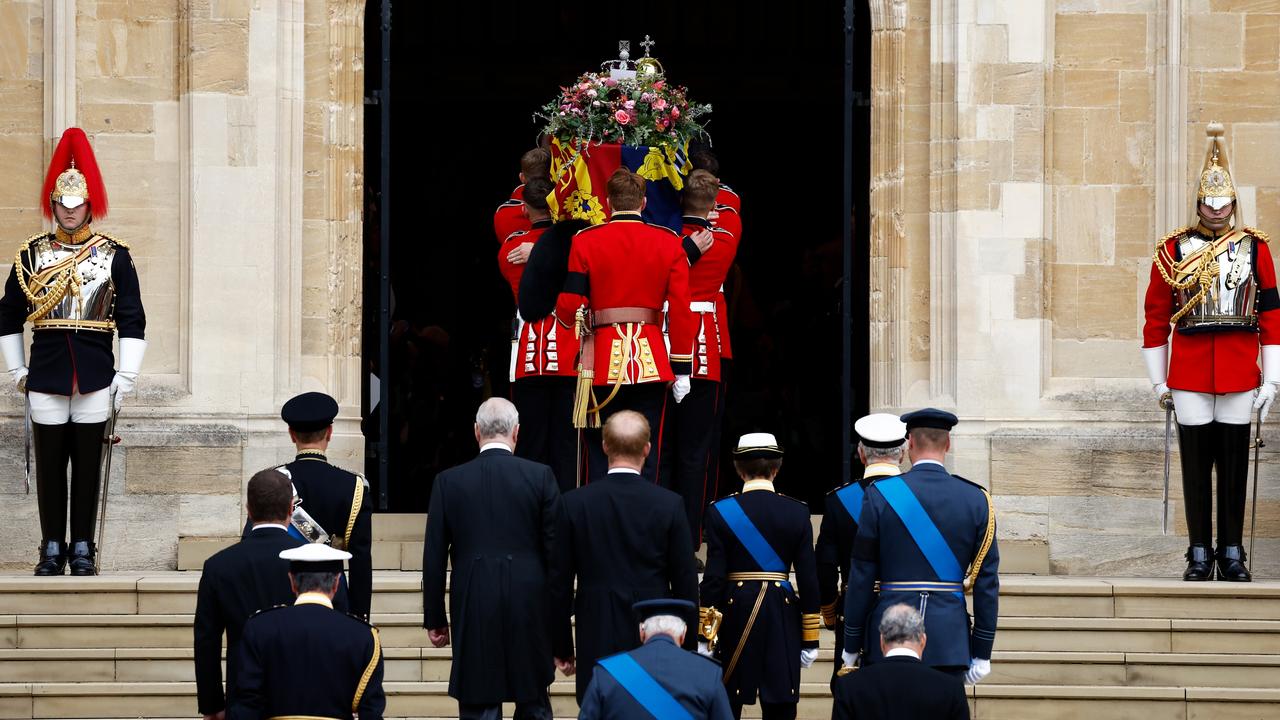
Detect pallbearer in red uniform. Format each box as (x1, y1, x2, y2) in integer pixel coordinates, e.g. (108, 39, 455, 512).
(497, 177, 582, 491)
(493, 147, 551, 244)
(558, 168, 696, 485)
(1142, 122, 1279, 582)
(663, 170, 738, 548)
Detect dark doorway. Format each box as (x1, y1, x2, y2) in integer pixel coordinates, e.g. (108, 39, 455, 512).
(363, 1, 871, 511)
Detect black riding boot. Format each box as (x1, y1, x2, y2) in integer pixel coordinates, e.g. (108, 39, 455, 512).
(1214, 423, 1252, 581)
(68, 421, 107, 576)
(1177, 423, 1216, 581)
(32, 422, 71, 576)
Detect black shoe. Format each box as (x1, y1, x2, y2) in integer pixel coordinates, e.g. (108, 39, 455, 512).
(34, 540, 66, 576)
(67, 540, 97, 576)
(1216, 545, 1252, 582)
(1183, 544, 1214, 581)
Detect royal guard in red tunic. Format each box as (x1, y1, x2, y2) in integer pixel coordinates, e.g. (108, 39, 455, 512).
(493, 147, 551, 244)
(1143, 122, 1279, 582)
(0, 128, 146, 576)
(497, 177, 583, 491)
(660, 170, 739, 549)
(558, 169, 696, 484)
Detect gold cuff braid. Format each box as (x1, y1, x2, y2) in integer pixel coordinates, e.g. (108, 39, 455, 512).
(820, 601, 838, 626)
(801, 613, 822, 643)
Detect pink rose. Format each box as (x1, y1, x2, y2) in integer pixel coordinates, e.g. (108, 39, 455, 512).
(603, 77, 618, 87)
(624, 99, 636, 111)
(614, 110, 631, 125)
(653, 80, 665, 90)
(653, 98, 667, 111)
(587, 88, 598, 98)
(670, 106, 680, 119)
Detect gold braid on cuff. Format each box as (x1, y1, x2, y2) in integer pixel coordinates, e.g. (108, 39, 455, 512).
(820, 601, 838, 626)
(801, 613, 822, 643)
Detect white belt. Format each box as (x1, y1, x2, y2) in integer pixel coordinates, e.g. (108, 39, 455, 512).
(690, 301, 716, 313)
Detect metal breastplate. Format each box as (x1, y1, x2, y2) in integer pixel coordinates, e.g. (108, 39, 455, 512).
(25, 237, 118, 331)
(1175, 234, 1258, 334)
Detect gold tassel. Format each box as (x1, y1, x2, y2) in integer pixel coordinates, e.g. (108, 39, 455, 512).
(572, 367, 596, 429)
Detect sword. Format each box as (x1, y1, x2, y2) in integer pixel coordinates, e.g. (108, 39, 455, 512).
(94, 391, 122, 573)
(1249, 406, 1264, 571)
(1161, 392, 1173, 535)
(23, 391, 32, 494)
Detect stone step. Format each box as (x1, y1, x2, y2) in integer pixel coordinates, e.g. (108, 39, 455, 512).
(0, 683, 1276, 720)
(4, 647, 1280, 688)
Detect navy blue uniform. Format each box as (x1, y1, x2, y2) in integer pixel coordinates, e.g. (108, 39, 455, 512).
(243, 452, 373, 619)
(842, 462, 999, 669)
(229, 600, 385, 720)
(194, 526, 304, 716)
(699, 484, 820, 710)
(578, 635, 733, 720)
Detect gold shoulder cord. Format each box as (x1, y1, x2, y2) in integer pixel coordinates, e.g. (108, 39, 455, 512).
(963, 489, 996, 593)
(351, 626, 381, 712)
(1152, 226, 1218, 324)
(337, 475, 364, 550)
(1246, 226, 1271, 245)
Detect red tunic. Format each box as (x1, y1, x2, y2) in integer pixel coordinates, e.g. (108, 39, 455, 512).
(681, 216, 739, 382)
(497, 221, 580, 379)
(716, 184, 741, 213)
(493, 184, 529, 244)
(1143, 226, 1280, 394)
(711, 204, 741, 360)
(557, 212, 695, 385)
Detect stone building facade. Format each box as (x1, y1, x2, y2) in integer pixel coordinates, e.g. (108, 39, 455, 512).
(0, 0, 1276, 575)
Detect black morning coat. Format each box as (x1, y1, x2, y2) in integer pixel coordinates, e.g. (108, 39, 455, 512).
(831, 654, 970, 720)
(0, 235, 145, 395)
(194, 526, 304, 716)
(241, 453, 372, 619)
(229, 601, 385, 720)
(549, 470, 700, 704)
(700, 487, 820, 706)
(422, 447, 563, 704)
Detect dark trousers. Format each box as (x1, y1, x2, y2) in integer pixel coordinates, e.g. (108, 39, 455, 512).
(1178, 421, 1250, 546)
(33, 421, 106, 542)
(511, 376, 580, 492)
(459, 692, 552, 720)
(659, 378, 720, 547)
(731, 700, 796, 720)
(583, 382, 669, 484)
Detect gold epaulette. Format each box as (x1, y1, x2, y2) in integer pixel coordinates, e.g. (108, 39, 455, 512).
(1246, 226, 1271, 244)
(94, 231, 129, 250)
(1154, 226, 1191, 250)
(17, 231, 48, 255)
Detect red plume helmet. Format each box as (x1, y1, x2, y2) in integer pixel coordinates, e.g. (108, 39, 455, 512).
(41, 128, 108, 220)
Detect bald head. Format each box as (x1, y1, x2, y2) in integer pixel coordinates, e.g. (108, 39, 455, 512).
(602, 411, 650, 469)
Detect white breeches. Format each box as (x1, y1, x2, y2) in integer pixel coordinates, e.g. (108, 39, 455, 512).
(1172, 389, 1254, 426)
(29, 389, 110, 424)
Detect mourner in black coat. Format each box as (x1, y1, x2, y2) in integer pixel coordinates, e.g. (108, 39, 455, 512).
(423, 398, 562, 719)
(578, 599, 733, 720)
(229, 544, 385, 720)
(549, 410, 700, 704)
(194, 469, 304, 717)
(831, 603, 970, 720)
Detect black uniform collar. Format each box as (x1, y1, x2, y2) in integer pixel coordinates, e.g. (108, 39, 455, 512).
(531, 218, 553, 229)
(610, 211, 644, 223)
(682, 215, 711, 228)
(295, 449, 328, 463)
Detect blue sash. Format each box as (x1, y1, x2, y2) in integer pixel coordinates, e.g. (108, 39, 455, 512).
(286, 524, 307, 542)
(875, 476, 964, 598)
(834, 483, 865, 522)
(717, 497, 792, 591)
(598, 653, 694, 720)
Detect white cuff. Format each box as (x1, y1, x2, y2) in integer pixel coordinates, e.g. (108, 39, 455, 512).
(1142, 344, 1169, 386)
(118, 338, 147, 376)
(1264, 345, 1280, 385)
(0, 333, 25, 372)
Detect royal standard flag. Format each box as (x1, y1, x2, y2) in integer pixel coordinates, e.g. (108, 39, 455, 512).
(548, 137, 690, 232)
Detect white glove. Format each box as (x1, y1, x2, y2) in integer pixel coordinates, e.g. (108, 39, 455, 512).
(799, 648, 818, 668)
(1154, 382, 1171, 407)
(965, 657, 991, 685)
(840, 650, 859, 670)
(0, 333, 27, 392)
(672, 375, 691, 403)
(1254, 383, 1277, 423)
(110, 338, 148, 411)
(696, 641, 713, 657)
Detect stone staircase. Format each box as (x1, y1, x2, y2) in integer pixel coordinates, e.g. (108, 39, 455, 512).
(0, 573, 1279, 719)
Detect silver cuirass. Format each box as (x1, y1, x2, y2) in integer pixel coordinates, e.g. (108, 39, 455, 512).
(1175, 231, 1258, 334)
(26, 236, 119, 329)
